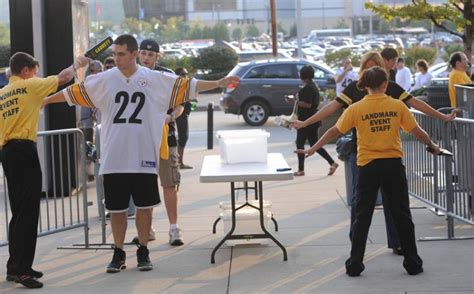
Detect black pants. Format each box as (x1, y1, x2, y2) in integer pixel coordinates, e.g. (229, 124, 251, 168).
(2, 140, 42, 275)
(346, 158, 422, 275)
(296, 125, 334, 171)
(176, 113, 189, 148)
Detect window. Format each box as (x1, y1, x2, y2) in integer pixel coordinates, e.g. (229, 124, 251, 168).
(245, 64, 297, 79)
(296, 64, 328, 80)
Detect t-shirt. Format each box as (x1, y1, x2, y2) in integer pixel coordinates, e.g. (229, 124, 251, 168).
(62, 66, 196, 175)
(448, 69, 471, 108)
(336, 80, 413, 150)
(0, 75, 58, 146)
(336, 93, 418, 166)
(297, 82, 319, 121)
(412, 72, 433, 91)
(335, 68, 358, 96)
(395, 66, 413, 92)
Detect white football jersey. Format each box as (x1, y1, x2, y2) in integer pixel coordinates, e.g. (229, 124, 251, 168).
(63, 66, 196, 175)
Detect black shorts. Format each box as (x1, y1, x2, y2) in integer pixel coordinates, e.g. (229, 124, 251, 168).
(103, 173, 160, 212)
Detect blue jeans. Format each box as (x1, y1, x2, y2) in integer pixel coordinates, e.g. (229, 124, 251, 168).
(348, 151, 401, 249)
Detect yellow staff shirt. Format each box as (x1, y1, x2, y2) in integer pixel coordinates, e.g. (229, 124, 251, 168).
(0, 76, 58, 146)
(448, 70, 472, 108)
(336, 93, 418, 166)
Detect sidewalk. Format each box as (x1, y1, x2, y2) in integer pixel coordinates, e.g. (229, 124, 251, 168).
(0, 112, 473, 293)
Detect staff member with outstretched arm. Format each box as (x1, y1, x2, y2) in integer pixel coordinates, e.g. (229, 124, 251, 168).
(297, 66, 439, 276)
(0, 52, 88, 288)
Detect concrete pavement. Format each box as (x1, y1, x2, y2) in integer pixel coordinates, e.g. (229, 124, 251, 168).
(0, 109, 473, 293)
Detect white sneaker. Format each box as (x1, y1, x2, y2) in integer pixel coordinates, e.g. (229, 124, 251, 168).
(169, 228, 184, 246)
(149, 228, 156, 241)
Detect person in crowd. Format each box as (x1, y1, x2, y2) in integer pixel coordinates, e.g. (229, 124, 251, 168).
(292, 51, 456, 256)
(335, 57, 358, 97)
(448, 51, 472, 108)
(1, 52, 89, 288)
(104, 56, 115, 70)
(395, 58, 412, 92)
(175, 67, 194, 169)
(411, 59, 433, 92)
(381, 48, 399, 81)
(42, 34, 239, 274)
(79, 60, 103, 181)
(286, 65, 338, 176)
(296, 66, 435, 277)
(137, 38, 184, 245)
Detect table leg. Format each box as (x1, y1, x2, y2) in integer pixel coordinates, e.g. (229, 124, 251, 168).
(258, 181, 288, 261)
(212, 217, 221, 234)
(211, 182, 237, 264)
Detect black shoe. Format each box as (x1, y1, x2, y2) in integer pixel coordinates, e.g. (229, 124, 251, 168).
(106, 247, 126, 273)
(406, 266, 424, 275)
(345, 258, 365, 277)
(392, 247, 404, 256)
(15, 275, 43, 289)
(6, 269, 43, 281)
(136, 245, 153, 271)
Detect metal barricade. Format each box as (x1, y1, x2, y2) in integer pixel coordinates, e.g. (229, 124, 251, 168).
(402, 110, 474, 241)
(1, 128, 89, 247)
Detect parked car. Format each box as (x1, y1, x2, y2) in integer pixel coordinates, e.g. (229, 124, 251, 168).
(0, 67, 8, 88)
(220, 59, 336, 126)
(238, 50, 293, 62)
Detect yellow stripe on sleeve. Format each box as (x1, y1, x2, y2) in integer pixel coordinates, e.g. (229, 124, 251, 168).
(79, 83, 96, 108)
(399, 91, 410, 101)
(69, 84, 91, 107)
(339, 93, 353, 105)
(169, 78, 181, 109)
(174, 78, 190, 106)
(67, 86, 78, 104)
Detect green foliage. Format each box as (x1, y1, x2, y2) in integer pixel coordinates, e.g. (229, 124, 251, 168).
(443, 43, 464, 61)
(158, 56, 195, 74)
(404, 47, 437, 70)
(120, 17, 153, 37)
(212, 22, 230, 41)
(277, 22, 287, 36)
(0, 22, 10, 46)
(159, 17, 189, 43)
(232, 27, 243, 41)
(246, 25, 260, 38)
(324, 49, 361, 68)
(0, 45, 11, 67)
(289, 23, 297, 38)
(188, 19, 205, 39)
(193, 45, 238, 80)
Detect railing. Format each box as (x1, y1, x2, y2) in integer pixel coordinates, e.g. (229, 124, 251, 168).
(402, 110, 473, 240)
(1, 128, 89, 247)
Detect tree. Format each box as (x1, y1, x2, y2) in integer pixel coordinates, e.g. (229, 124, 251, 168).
(232, 27, 243, 42)
(289, 23, 297, 38)
(246, 24, 260, 38)
(213, 22, 230, 41)
(404, 47, 437, 70)
(188, 19, 205, 40)
(335, 18, 349, 29)
(0, 22, 10, 46)
(277, 22, 287, 36)
(365, 0, 472, 61)
(193, 45, 238, 80)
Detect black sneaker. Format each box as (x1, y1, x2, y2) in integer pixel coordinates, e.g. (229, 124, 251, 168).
(6, 269, 43, 281)
(106, 247, 126, 273)
(136, 245, 153, 271)
(15, 275, 43, 289)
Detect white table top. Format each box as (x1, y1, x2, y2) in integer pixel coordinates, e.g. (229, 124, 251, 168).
(200, 153, 294, 183)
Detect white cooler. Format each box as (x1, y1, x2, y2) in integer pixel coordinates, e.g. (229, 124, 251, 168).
(219, 200, 272, 246)
(216, 129, 270, 164)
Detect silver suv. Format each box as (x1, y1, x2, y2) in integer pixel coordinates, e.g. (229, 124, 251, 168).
(220, 59, 335, 126)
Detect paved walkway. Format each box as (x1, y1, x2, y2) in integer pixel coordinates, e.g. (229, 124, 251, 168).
(0, 109, 473, 293)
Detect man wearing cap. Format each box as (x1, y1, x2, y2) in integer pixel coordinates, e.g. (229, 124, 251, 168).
(138, 39, 184, 246)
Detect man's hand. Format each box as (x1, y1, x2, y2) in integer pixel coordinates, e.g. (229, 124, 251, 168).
(442, 109, 460, 122)
(164, 114, 173, 124)
(74, 56, 91, 69)
(292, 120, 306, 129)
(218, 76, 240, 88)
(294, 148, 315, 158)
(427, 142, 441, 155)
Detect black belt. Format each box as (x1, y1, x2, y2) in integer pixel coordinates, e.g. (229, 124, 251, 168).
(4, 139, 36, 146)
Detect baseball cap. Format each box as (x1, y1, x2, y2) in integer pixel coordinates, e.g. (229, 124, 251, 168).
(140, 39, 160, 52)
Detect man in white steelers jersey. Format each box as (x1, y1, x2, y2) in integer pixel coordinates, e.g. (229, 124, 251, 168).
(43, 34, 239, 273)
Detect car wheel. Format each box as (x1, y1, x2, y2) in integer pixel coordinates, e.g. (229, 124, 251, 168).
(242, 100, 269, 126)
